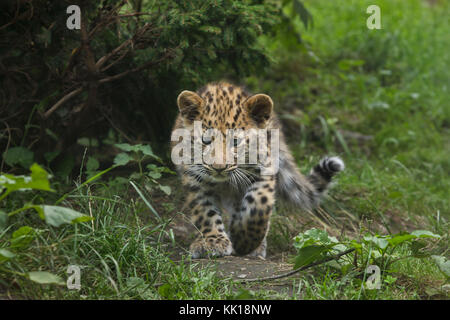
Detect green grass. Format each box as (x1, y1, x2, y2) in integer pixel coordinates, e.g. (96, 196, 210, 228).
(1, 0, 449, 299)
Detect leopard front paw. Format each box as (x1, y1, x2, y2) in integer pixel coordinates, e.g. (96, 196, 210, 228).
(190, 236, 232, 259)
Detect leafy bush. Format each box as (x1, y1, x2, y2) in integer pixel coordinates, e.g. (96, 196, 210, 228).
(0, 0, 285, 174)
(0, 164, 92, 284)
(292, 228, 448, 289)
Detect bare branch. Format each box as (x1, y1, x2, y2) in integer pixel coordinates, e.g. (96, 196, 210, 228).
(237, 248, 355, 283)
(43, 87, 84, 119)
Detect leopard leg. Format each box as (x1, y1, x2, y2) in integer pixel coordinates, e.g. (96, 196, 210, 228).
(184, 187, 232, 259)
(247, 236, 267, 259)
(229, 179, 275, 256)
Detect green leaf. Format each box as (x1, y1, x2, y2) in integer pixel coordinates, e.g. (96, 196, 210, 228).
(0, 163, 53, 195)
(37, 205, 92, 227)
(77, 137, 98, 147)
(411, 230, 441, 239)
(431, 255, 450, 279)
(363, 235, 389, 250)
(29, 163, 53, 191)
(10, 226, 35, 249)
(387, 233, 417, 246)
(86, 157, 100, 172)
(114, 153, 133, 166)
(3, 147, 34, 169)
(159, 185, 171, 195)
(148, 171, 162, 179)
(0, 248, 15, 263)
(139, 145, 157, 158)
(294, 245, 329, 269)
(114, 143, 135, 152)
(77, 137, 90, 146)
(27, 271, 65, 285)
(293, 228, 338, 250)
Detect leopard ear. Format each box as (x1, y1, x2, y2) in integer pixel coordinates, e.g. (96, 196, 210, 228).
(177, 90, 204, 122)
(244, 93, 273, 127)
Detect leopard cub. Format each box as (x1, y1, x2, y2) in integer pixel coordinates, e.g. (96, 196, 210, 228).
(171, 81, 344, 258)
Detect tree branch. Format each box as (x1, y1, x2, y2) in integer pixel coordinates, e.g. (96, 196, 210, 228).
(43, 87, 83, 119)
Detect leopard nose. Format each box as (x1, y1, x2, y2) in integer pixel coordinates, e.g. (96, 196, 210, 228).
(212, 164, 227, 173)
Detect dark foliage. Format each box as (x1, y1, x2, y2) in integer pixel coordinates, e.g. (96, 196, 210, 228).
(0, 0, 286, 172)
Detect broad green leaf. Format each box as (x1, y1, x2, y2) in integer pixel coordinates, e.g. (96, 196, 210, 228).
(10, 226, 35, 249)
(139, 145, 157, 158)
(294, 245, 328, 269)
(293, 228, 332, 250)
(159, 185, 171, 195)
(114, 153, 133, 166)
(304, 228, 330, 243)
(114, 143, 136, 152)
(0, 164, 53, 194)
(77, 137, 98, 147)
(86, 157, 99, 172)
(3, 146, 34, 169)
(77, 137, 90, 146)
(29, 163, 53, 191)
(38, 205, 92, 227)
(28, 271, 65, 285)
(0, 248, 15, 263)
(431, 255, 450, 278)
(148, 171, 162, 179)
(363, 235, 389, 250)
(411, 230, 441, 239)
(387, 233, 417, 246)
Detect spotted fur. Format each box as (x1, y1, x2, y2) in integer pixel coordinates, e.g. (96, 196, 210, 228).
(171, 82, 344, 258)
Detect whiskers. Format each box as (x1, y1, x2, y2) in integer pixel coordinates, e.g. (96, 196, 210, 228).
(184, 165, 210, 183)
(184, 164, 261, 189)
(229, 167, 259, 190)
